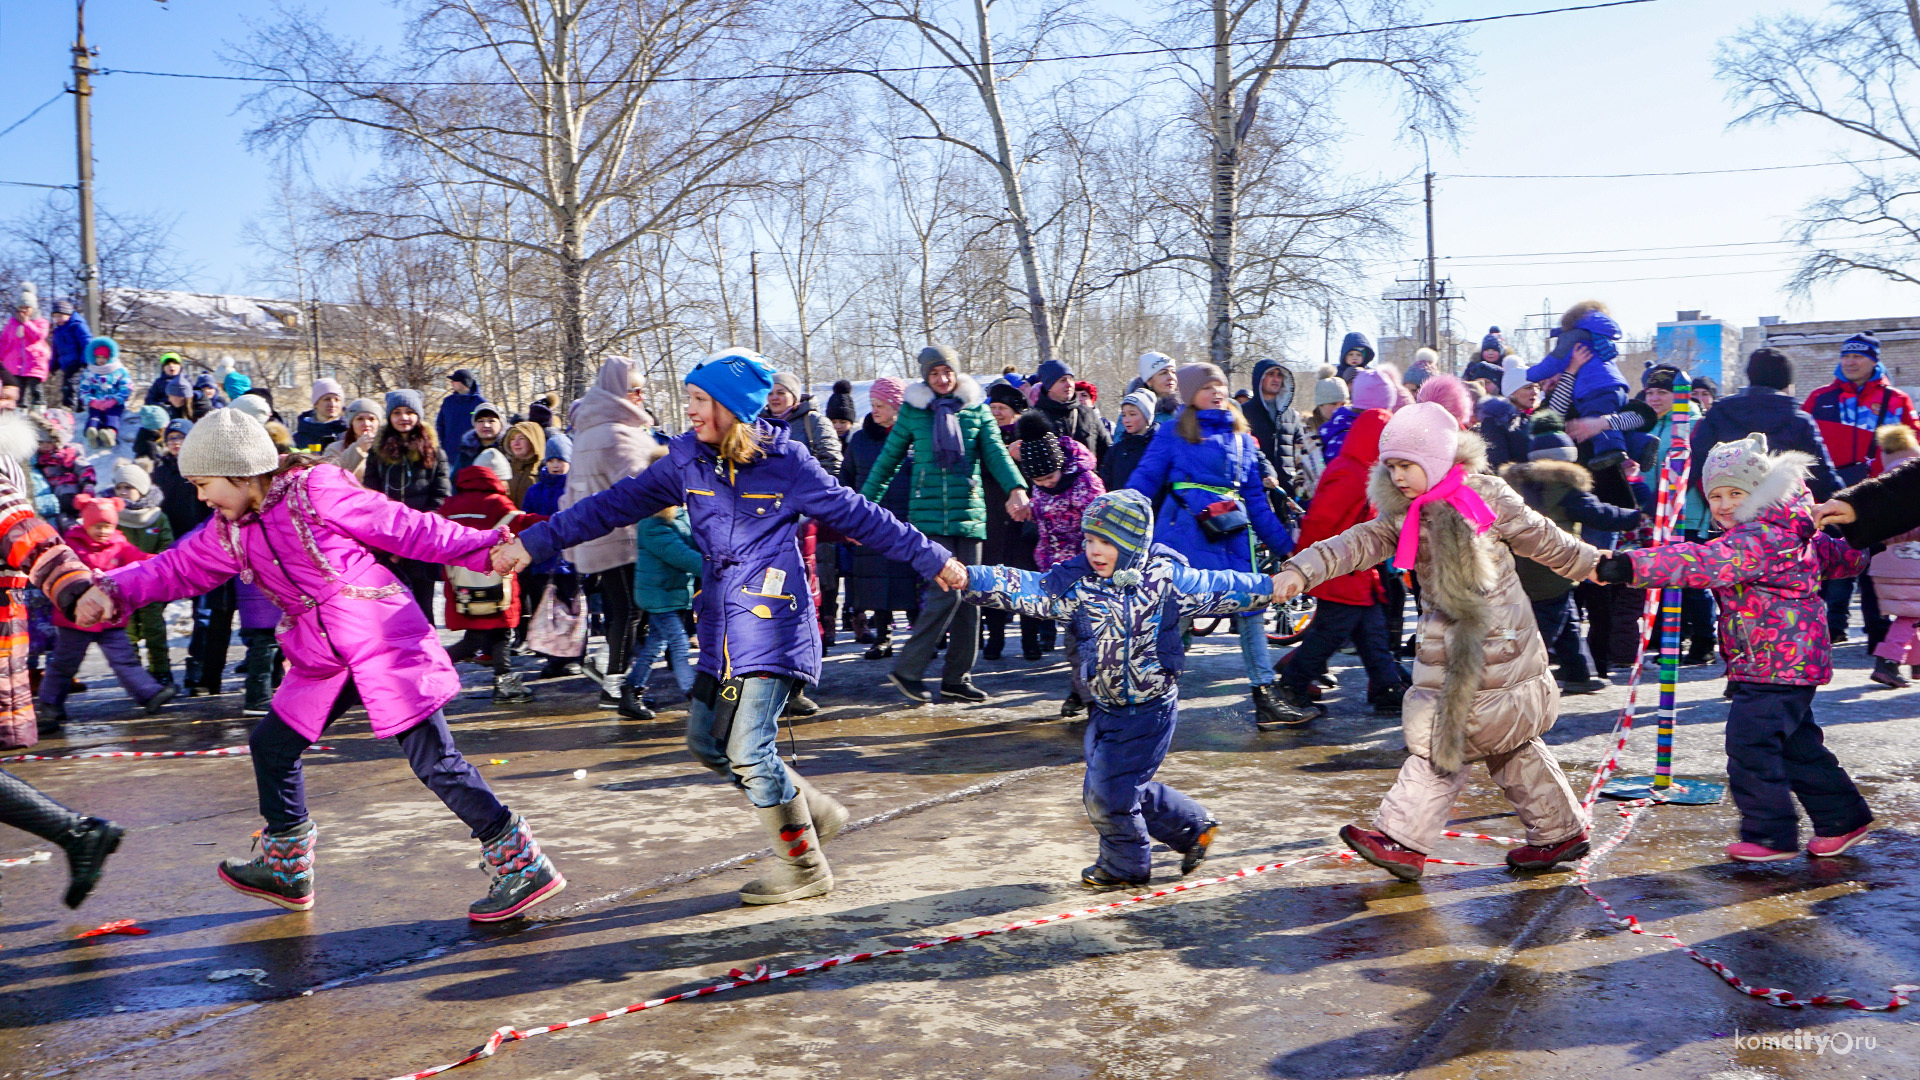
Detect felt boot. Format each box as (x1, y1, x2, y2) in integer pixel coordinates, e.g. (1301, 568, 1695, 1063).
(789, 771, 849, 842)
(219, 820, 316, 911)
(741, 796, 832, 905)
(492, 671, 534, 703)
(469, 814, 566, 922)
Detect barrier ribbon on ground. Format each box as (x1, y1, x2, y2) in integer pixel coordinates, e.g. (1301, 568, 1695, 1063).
(0, 850, 51, 868)
(1, 745, 334, 764)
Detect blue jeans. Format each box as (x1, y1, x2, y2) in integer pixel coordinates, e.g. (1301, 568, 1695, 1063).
(1084, 692, 1211, 881)
(1531, 594, 1591, 683)
(629, 610, 695, 694)
(1237, 611, 1273, 687)
(686, 675, 796, 808)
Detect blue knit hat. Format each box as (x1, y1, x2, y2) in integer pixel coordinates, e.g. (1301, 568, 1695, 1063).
(1034, 358, 1074, 393)
(1841, 331, 1881, 361)
(544, 432, 573, 463)
(685, 348, 776, 422)
(164, 376, 188, 399)
(137, 404, 168, 431)
(1082, 489, 1155, 578)
(385, 388, 425, 416)
(165, 417, 194, 438)
(193, 372, 217, 392)
(223, 370, 252, 398)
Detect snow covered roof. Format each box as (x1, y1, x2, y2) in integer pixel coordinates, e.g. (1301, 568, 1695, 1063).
(102, 288, 476, 346)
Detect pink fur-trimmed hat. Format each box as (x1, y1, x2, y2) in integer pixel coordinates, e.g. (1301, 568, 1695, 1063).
(1377, 401, 1460, 487)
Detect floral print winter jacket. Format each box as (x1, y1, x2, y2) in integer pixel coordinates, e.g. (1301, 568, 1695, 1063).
(963, 549, 1272, 707)
(1030, 463, 1105, 571)
(1627, 485, 1863, 685)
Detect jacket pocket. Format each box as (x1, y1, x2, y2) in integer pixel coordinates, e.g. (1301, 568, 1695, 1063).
(740, 491, 785, 517)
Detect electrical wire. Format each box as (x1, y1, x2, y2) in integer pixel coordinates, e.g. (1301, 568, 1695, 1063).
(95, 0, 1658, 88)
(1445, 155, 1908, 180)
(0, 90, 66, 142)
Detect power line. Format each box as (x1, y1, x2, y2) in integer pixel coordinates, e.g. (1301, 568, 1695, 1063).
(1445, 155, 1907, 180)
(0, 179, 77, 191)
(1466, 265, 1799, 289)
(1436, 234, 1880, 261)
(0, 91, 66, 142)
(96, 0, 1657, 88)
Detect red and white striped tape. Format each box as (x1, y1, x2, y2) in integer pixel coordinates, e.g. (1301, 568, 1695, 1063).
(0, 850, 50, 868)
(1, 745, 334, 764)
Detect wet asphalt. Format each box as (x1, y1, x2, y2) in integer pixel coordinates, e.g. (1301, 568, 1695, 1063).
(2, 619, 1918, 1080)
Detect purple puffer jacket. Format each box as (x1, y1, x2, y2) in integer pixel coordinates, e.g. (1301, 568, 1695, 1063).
(518, 421, 951, 686)
(101, 464, 504, 740)
(1031, 461, 1105, 571)
(1628, 481, 1864, 686)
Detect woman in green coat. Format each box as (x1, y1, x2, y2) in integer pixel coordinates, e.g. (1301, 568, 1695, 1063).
(860, 345, 1030, 704)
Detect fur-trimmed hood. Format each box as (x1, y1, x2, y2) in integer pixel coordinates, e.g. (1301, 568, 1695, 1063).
(1499, 458, 1593, 494)
(0, 412, 37, 465)
(903, 372, 984, 410)
(1730, 450, 1813, 524)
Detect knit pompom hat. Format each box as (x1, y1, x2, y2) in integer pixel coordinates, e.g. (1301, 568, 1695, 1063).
(1175, 362, 1227, 406)
(1350, 364, 1404, 412)
(228, 394, 272, 426)
(223, 371, 252, 399)
(40, 408, 74, 445)
(825, 379, 857, 422)
(1700, 432, 1778, 497)
(75, 494, 122, 529)
(1500, 358, 1533, 398)
(685, 348, 776, 422)
(1376, 401, 1460, 488)
(1082, 488, 1156, 578)
(1416, 374, 1475, 430)
(918, 344, 961, 381)
(473, 447, 512, 481)
(1014, 411, 1064, 480)
(137, 404, 169, 432)
(1137, 351, 1177, 384)
(870, 376, 906, 409)
(1313, 374, 1350, 409)
(177, 407, 280, 478)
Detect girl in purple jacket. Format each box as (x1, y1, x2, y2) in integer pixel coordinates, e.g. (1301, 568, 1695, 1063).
(494, 349, 962, 906)
(73, 409, 565, 923)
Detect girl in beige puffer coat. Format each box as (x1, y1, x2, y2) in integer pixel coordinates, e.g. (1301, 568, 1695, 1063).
(1277, 402, 1603, 881)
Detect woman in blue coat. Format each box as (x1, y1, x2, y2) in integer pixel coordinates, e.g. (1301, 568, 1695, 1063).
(1127, 362, 1295, 729)
(493, 349, 962, 907)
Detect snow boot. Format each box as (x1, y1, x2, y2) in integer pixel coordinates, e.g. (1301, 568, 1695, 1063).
(469, 814, 566, 922)
(1181, 820, 1220, 876)
(789, 771, 849, 842)
(1505, 832, 1590, 871)
(741, 796, 832, 905)
(1871, 657, 1910, 689)
(1080, 864, 1149, 891)
(219, 820, 316, 911)
(0, 771, 124, 908)
(492, 671, 534, 703)
(1253, 684, 1322, 729)
(98, 427, 116, 449)
(617, 683, 653, 720)
(784, 690, 820, 716)
(1339, 824, 1425, 881)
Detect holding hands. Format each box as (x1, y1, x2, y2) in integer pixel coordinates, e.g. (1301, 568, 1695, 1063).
(1006, 488, 1032, 523)
(1811, 500, 1857, 528)
(491, 538, 532, 575)
(934, 558, 968, 592)
(73, 586, 112, 628)
(1271, 567, 1306, 602)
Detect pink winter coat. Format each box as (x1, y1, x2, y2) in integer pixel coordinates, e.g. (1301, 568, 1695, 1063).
(0, 314, 50, 381)
(1031, 461, 1105, 570)
(100, 463, 506, 740)
(1628, 465, 1864, 686)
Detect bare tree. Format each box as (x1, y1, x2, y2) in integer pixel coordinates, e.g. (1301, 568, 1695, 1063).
(1137, 0, 1464, 376)
(0, 195, 195, 335)
(238, 0, 822, 398)
(1721, 0, 1920, 295)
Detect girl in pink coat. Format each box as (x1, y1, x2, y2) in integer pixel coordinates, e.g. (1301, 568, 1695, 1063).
(0, 283, 51, 408)
(73, 409, 565, 922)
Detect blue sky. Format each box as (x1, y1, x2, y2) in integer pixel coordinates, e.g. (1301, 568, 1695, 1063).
(0, 0, 1911, 361)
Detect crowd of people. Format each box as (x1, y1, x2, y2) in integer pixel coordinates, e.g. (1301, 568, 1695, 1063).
(0, 287, 1908, 922)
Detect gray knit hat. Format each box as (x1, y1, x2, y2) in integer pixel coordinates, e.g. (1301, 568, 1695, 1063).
(918, 344, 960, 381)
(1701, 432, 1775, 496)
(344, 397, 382, 421)
(1313, 376, 1350, 409)
(228, 393, 272, 425)
(177, 406, 280, 478)
(385, 389, 425, 416)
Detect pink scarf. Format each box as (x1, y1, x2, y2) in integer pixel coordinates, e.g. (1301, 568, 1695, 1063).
(1393, 463, 1497, 568)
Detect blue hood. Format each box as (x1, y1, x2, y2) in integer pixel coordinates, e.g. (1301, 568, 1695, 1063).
(1338, 332, 1375, 366)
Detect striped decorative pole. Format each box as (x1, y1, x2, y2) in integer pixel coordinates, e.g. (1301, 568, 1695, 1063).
(1652, 370, 1692, 791)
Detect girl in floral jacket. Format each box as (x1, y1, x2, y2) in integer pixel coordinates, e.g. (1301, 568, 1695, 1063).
(73, 409, 565, 923)
(1013, 411, 1106, 716)
(1597, 433, 1874, 863)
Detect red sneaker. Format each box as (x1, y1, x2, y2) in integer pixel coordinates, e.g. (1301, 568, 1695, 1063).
(1726, 841, 1798, 863)
(1807, 821, 1874, 857)
(1339, 825, 1425, 881)
(1506, 832, 1590, 871)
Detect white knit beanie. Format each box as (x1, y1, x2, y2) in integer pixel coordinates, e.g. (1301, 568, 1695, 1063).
(1137, 351, 1177, 383)
(473, 447, 512, 481)
(229, 394, 272, 425)
(177, 407, 280, 478)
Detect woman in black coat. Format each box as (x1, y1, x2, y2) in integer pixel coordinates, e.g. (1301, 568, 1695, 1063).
(839, 381, 920, 660)
(359, 389, 453, 618)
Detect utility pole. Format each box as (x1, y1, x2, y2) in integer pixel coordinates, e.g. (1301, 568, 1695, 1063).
(749, 250, 762, 352)
(1424, 170, 1438, 351)
(309, 297, 322, 384)
(71, 0, 101, 331)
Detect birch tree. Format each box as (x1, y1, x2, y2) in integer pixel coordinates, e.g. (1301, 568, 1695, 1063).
(238, 0, 820, 398)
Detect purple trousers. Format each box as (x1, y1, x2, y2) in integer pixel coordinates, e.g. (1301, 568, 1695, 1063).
(39, 626, 162, 708)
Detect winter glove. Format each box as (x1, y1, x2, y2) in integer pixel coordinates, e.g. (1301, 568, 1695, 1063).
(1594, 553, 1635, 585)
(88, 398, 117, 413)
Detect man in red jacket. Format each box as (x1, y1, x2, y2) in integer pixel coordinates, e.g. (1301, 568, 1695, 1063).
(1267, 408, 1406, 727)
(1803, 331, 1920, 642)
